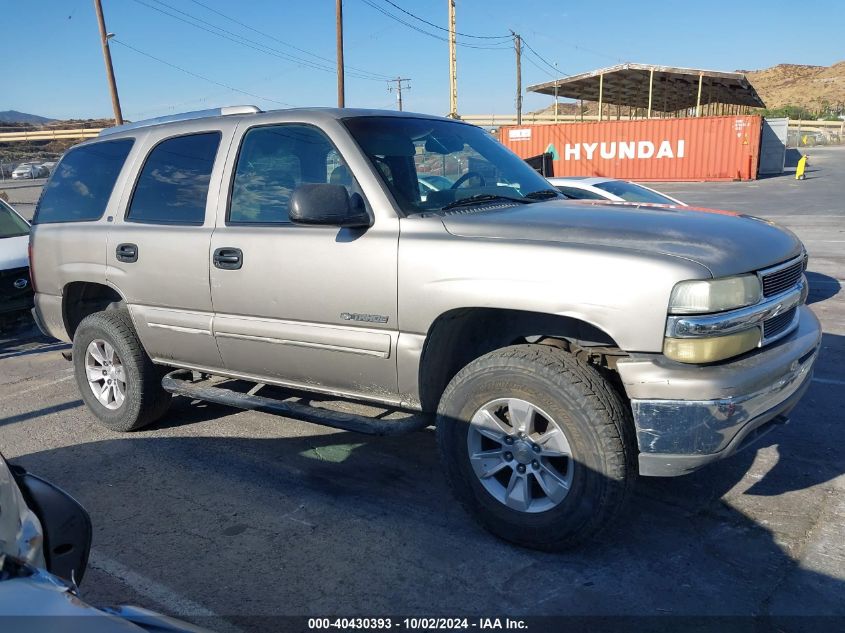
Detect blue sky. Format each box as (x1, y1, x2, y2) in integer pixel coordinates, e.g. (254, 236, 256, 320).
(5, 0, 844, 121)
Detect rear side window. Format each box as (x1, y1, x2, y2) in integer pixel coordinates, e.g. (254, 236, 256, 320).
(593, 180, 677, 205)
(127, 132, 221, 225)
(554, 185, 607, 200)
(33, 139, 133, 224)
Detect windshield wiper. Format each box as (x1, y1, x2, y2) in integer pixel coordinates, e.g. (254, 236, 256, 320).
(524, 189, 563, 200)
(440, 194, 532, 211)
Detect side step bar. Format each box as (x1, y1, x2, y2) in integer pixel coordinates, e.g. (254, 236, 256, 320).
(161, 371, 433, 437)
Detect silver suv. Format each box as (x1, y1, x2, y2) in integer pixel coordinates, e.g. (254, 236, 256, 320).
(30, 106, 821, 550)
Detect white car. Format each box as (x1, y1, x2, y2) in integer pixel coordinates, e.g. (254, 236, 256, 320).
(0, 199, 33, 321)
(11, 163, 44, 180)
(547, 177, 686, 206)
(39, 161, 57, 176)
(418, 174, 455, 201)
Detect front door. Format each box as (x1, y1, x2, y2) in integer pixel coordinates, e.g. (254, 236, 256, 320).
(209, 122, 400, 402)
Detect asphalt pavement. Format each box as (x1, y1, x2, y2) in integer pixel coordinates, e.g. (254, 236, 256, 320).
(0, 177, 45, 219)
(0, 151, 843, 632)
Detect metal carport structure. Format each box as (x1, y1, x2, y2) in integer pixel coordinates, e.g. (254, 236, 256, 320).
(527, 63, 766, 120)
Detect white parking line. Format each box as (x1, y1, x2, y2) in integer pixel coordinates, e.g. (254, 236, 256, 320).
(88, 550, 243, 631)
(812, 377, 845, 386)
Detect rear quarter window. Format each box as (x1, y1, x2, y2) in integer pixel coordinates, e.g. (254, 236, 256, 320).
(33, 139, 134, 224)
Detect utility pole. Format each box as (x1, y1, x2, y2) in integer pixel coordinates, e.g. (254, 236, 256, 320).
(93, 0, 123, 125)
(447, 0, 457, 118)
(553, 61, 559, 124)
(512, 32, 522, 125)
(336, 0, 345, 108)
(387, 77, 411, 111)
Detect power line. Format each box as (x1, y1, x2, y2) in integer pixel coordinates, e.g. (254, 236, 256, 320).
(377, 0, 510, 39)
(145, 0, 387, 80)
(130, 0, 390, 81)
(186, 0, 392, 80)
(523, 53, 556, 79)
(111, 38, 296, 108)
(358, 0, 511, 50)
(519, 35, 569, 77)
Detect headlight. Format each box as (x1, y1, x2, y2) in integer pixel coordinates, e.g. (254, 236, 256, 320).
(668, 275, 762, 314)
(664, 327, 762, 363)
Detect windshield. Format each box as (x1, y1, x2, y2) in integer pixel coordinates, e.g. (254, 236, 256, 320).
(593, 180, 678, 205)
(344, 116, 558, 214)
(0, 201, 30, 238)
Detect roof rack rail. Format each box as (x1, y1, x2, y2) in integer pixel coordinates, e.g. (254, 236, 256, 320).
(99, 105, 263, 137)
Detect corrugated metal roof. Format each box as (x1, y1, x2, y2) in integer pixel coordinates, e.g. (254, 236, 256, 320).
(527, 63, 765, 111)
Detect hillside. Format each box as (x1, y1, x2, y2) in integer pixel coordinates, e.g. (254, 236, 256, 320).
(745, 62, 845, 112)
(0, 117, 114, 166)
(0, 110, 55, 125)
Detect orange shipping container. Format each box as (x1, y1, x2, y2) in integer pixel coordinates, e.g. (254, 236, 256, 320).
(499, 116, 762, 181)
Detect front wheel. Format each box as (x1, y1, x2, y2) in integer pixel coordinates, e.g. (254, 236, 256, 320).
(436, 345, 634, 551)
(73, 309, 171, 432)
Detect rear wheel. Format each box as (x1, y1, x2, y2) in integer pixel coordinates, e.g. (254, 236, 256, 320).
(72, 309, 171, 431)
(436, 344, 633, 550)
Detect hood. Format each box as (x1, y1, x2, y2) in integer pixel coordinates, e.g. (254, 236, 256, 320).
(0, 235, 30, 270)
(440, 200, 803, 277)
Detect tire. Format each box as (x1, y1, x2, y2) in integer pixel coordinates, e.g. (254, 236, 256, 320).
(436, 344, 634, 551)
(72, 309, 171, 432)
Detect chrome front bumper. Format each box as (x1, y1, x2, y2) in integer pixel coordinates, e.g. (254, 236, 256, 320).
(618, 306, 822, 477)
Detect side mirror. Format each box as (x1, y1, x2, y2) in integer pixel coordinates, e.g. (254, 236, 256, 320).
(10, 464, 92, 585)
(290, 183, 372, 229)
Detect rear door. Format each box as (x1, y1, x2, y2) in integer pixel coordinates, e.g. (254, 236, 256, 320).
(106, 125, 231, 369)
(208, 120, 400, 402)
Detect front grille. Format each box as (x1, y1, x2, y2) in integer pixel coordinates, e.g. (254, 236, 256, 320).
(762, 259, 804, 297)
(763, 306, 797, 340)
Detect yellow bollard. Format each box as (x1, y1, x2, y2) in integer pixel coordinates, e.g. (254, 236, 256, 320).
(795, 154, 808, 180)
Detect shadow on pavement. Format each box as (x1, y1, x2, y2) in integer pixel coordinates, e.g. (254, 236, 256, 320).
(4, 335, 842, 630)
(806, 272, 841, 304)
(0, 400, 82, 428)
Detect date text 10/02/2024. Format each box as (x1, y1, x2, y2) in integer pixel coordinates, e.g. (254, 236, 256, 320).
(307, 617, 528, 630)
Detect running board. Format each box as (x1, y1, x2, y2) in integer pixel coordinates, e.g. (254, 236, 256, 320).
(161, 371, 432, 437)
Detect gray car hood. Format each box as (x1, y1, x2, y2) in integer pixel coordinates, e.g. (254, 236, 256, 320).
(440, 200, 803, 277)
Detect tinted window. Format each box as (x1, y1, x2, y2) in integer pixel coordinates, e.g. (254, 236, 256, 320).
(344, 116, 553, 215)
(127, 132, 221, 225)
(593, 181, 677, 204)
(0, 201, 29, 238)
(229, 125, 360, 224)
(34, 139, 133, 224)
(554, 185, 607, 200)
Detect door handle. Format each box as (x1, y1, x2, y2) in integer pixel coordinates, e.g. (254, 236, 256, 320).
(116, 243, 138, 263)
(213, 247, 243, 270)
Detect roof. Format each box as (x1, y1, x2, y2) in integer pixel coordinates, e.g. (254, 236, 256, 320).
(97, 106, 455, 140)
(527, 63, 766, 112)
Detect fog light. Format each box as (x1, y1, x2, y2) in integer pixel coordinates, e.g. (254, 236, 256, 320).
(664, 328, 762, 363)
